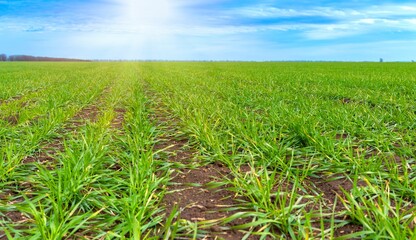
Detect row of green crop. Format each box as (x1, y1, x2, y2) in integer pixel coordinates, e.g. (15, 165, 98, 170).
(140, 62, 416, 239)
(0, 63, 123, 184)
(0, 63, 108, 101)
(0, 63, 122, 127)
(0, 63, 181, 239)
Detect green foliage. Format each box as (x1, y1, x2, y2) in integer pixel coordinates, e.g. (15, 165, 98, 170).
(1, 62, 415, 239)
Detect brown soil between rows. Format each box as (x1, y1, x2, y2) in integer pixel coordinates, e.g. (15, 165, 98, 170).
(0, 191, 30, 238)
(306, 174, 365, 238)
(0, 94, 25, 106)
(1, 114, 19, 125)
(157, 138, 249, 239)
(0, 89, 43, 125)
(111, 108, 126, 129)
(149, 105, 250, 239)
(22, 104, 102, 166)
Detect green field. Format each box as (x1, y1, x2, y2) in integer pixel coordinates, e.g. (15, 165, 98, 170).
(1, 62, 415, 239)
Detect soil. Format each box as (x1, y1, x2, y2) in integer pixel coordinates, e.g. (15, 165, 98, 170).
(0, 95, 24, 106)
(163, 165, 249, 239)
(335, 133, 349, 140)
(110, 108, 126, 129)
(22, 151, 56, 167)
(2, 114, 19, 125)
(306, 173, 366, 237)
(66, 105, 100, 129)
(151, 103, 250, 239)
(340, 97, 352, 104)
(0, 191, 30, 239)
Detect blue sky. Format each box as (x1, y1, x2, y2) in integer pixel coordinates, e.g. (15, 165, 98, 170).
(1, 0, 416, 61)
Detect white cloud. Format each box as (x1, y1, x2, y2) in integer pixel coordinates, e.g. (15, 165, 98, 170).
(234, 6, 358, 19)
(184, 3, 414, 41)
(356, 18, 377, 24)
(234, 4, 416, 19)
(405, 18, 416, 24)
(400, 6, 416, 11)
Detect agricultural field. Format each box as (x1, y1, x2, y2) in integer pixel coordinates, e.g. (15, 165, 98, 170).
(0, 61, 415, 239)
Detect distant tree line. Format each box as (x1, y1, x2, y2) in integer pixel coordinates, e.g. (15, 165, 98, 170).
(0, 54, 89, 62)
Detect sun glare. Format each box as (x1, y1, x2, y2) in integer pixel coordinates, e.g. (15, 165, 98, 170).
(115, 0, 177, 29)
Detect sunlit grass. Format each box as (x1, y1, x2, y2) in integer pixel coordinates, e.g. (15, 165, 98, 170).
(1, 61, 415, 239)
(143, 61, 416, 238)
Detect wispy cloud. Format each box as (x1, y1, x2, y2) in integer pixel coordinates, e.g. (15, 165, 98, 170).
(204, 3, 416, 39)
